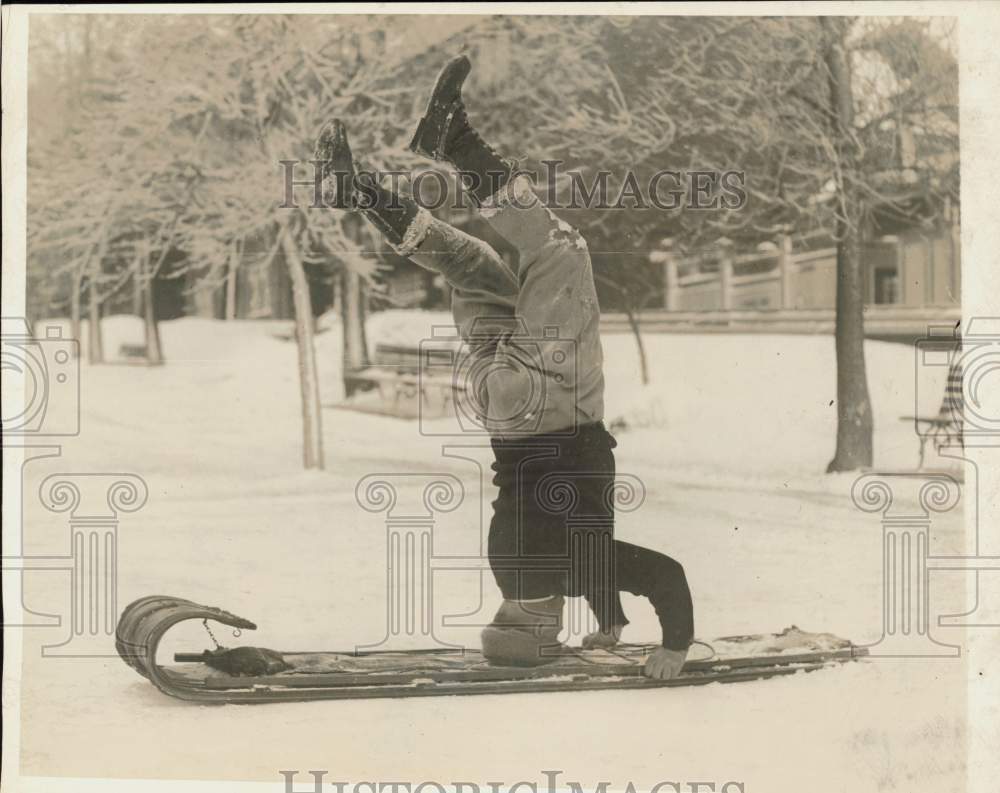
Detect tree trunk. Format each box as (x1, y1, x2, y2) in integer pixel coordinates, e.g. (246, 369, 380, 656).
(84, 222, 111, 365)
(625, 305, 649, 386)
(140, 249, 164, 365)
(225, 238, 240, 320)
(341, 265, 369, 397)
(823, 17, 874, 472)
(280, 224, 325, 470)
(86, 272, 104, 365)
(132, 269, 144, 315)
(827, 224, 873, 472)
(70, 267, 84, 358)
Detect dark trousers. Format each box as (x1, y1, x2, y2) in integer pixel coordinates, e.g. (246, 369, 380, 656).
(488, 422, 695, 650)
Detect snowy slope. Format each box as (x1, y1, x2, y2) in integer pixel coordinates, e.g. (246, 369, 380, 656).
(13, 314, 970, 791)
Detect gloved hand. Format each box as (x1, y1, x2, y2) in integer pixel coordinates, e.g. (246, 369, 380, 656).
(643, 646, 688, 680)
(581, 624, 624, 649)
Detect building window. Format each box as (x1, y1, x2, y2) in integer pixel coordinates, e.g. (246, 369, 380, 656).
(874, 267, 901, 305)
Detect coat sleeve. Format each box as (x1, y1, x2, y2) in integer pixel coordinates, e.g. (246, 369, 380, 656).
(611, 540, 695, 651)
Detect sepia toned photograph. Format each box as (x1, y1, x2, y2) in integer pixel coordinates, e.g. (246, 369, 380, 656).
(2, 4, 998, 793)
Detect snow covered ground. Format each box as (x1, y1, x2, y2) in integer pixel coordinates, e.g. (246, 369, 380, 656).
(10, 313, 975, 791)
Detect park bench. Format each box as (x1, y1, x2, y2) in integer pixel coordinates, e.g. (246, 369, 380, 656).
(118, 342, 149, 359)
(900, 354, 964, 469)
(345, 342, 467, 418)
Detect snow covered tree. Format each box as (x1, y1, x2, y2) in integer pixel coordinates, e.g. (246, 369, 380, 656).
(99, 14, 448, 468)
(822, 17, 957, 471)
(821, 17, 873, 472)
(28, 15, 182, 365)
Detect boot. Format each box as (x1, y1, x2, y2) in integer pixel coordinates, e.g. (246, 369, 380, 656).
(409, 55, 512, 204)
(315, 119, 427, 251)
(480, 595, 566, 667)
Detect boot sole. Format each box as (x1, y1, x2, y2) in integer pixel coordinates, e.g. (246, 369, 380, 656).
(408, 55, 472, 160)
(480, 626, 565, 667)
